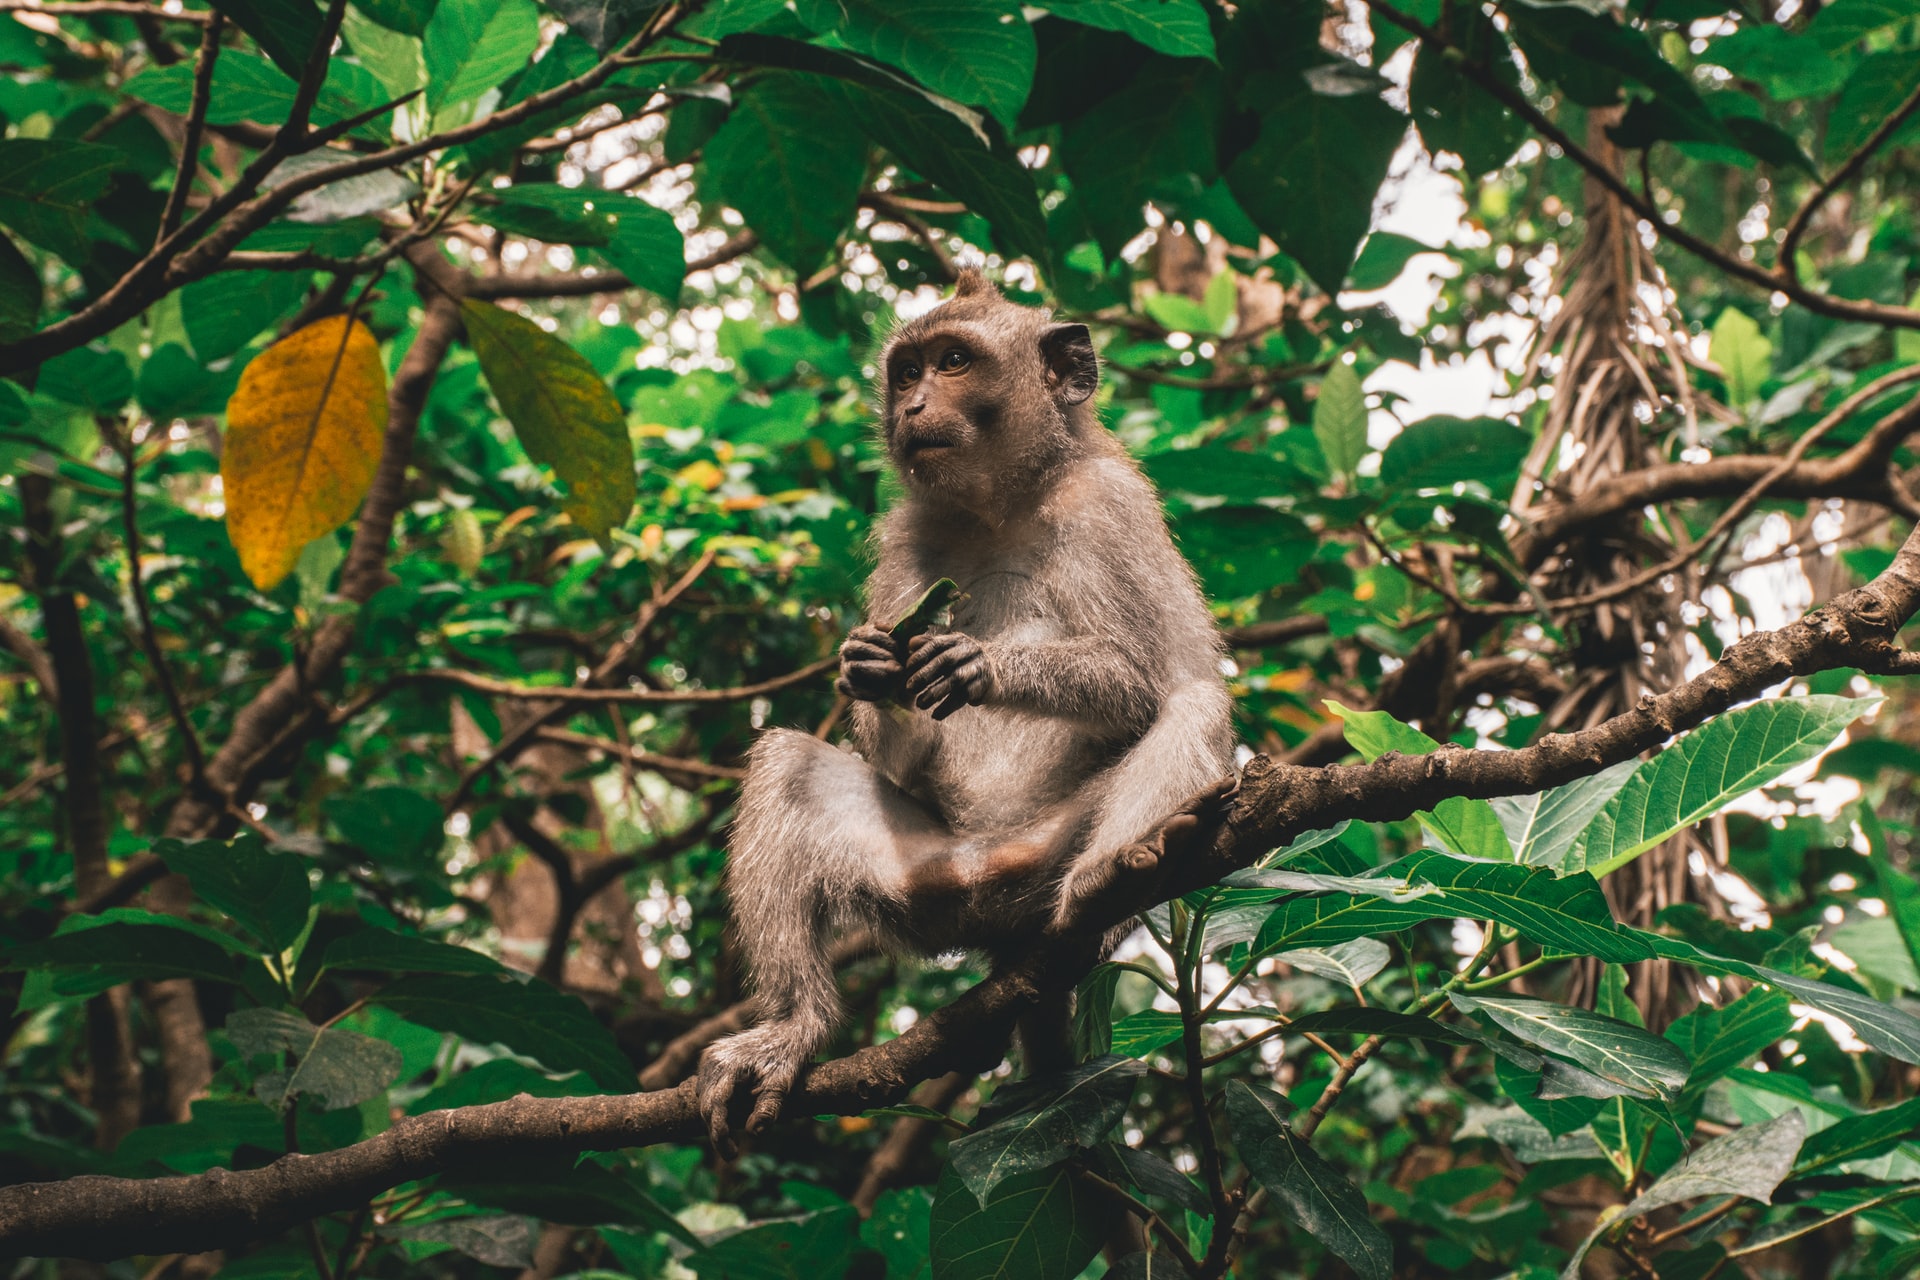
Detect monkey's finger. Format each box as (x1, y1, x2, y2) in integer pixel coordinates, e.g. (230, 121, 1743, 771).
(905, 648, 969, 698)
(848, 624, 904, 656)
(844, 660, 903, 688)
(906, 631, 965, 661)
(841, 638, 898, 664)
(930, 686, 971, 720)
(745, 1088, 785, 1135)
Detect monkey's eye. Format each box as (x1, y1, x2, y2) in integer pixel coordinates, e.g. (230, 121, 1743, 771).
(893, 363, 922, 389)
(938, 348, 971, 373)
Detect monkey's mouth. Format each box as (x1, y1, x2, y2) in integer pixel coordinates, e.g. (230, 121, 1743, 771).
(901, 435, 958, 458)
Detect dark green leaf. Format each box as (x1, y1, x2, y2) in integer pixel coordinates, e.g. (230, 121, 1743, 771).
(320, 927, 505, 976)
(705, 73, 868, 272)
(1495, 1056, 1603, 1137)
(1225, 76, 1404, 296)
(9, 912, 251, 987)
(123, 52, 394, 136)
(0, 233, 39, 341)
(597, 196, 685, 299)
(1098, 1142, 1210, 1214)
(410, 1059, 602, 1114)
(1793, 1095, 1920, 1177)
(1399, 850, 1651, 964)
(861, 1188, 932, 1280)
(794, 0, 1035, 130)
(424, 0, 542, 115)
(928, 1164, 1113, 1280)
(1284, 1008, 1471, 1046)
(212, 0, 323, 79)
(1409, 9, 1527, 177)
(1665, 987, 1794, 1092)
(448, 1158, 697, 1242)
(1108, 1010, 1183, 1057)
(227, 1007, 403, 1111)
(373, 972, 638, 1089)
(689, 1205, 860, 1279)
(327, 785, 446, 866)
(948, 1055, 1144, 1201)
(0, 139, 124, 263)
(37, 345, 134, 415)
(1040, 0, 1216, 60)
(153, 835, 312, 951)
(1225, 1081, 1390, 1280)
(545, 0, 664, 51)
(1824, 50, 1920, 166)
(1450, 994, 1691, 1103)
(1252, 892, 1446, 957)
(1143, 447, 1305, 503)
(1058, 60, 1220, 258)
(1377, 415, 1531, 493)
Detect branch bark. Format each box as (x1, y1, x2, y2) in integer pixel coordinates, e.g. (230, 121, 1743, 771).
(12, 519, 1920, 1258)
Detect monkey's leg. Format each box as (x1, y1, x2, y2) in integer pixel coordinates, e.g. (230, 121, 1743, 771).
(697, 729, 956, 1155)
(1051, 684, 1239, 933)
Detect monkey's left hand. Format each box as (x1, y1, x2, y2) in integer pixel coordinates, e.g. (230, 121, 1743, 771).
(904, 631, 993, 719)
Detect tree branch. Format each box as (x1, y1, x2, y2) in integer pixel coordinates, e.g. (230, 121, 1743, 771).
(410, 655, 837, 707)
(1779, 78, 1920, 278)
(152, 10, 221, 245)
(464, 232, 761, 300)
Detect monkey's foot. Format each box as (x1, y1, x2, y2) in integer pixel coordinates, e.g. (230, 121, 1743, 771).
(695, 1030, 805, 1159)
(1048, 775, 1240, 934)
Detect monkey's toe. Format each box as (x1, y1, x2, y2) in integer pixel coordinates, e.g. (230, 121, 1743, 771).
(745, 1087, 785, 1135)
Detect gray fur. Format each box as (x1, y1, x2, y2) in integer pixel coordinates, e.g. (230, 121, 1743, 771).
(695, 271, 1237, 1151)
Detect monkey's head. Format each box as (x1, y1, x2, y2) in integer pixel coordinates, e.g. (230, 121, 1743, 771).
(877, 269, 1100, 507)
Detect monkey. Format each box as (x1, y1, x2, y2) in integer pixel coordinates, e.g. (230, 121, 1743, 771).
(695, 269, 1238, 1152)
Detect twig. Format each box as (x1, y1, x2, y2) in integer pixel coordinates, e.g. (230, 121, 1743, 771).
(153, 11, 222, 245)
(1779, 78, 1920, 279)
(418, 655, 837, 707)
(530, 728, 746, 781)
(0, 0, 208, 18)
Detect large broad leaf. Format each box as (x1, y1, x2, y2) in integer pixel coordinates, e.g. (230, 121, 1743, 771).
(373, 972, 638, 1090)
(1450, 994, 1691, 1103)
(152, 836, 312, 951)
(0, 139, 123, 263)
(1823, 49, 1920, 166)
(1312, 360, 1367, 479)
(448, 1158, 697, 1244)
(1709, 306, 1771, 408)
(222, 315, 390, 590)
(1040, 0, 1217, 60)
(546, 0, 662, 51)
(181, 272, 310, 361)
(1399, 851, 1651, 963)
(123, 52, 394, 137)
(1251, 891, 1449, 957)
(794, 0, 1035, 131)
(705, 72, 869, 273)
(0, 233, 38, 341)
(1225, 1081, 1391, 1280)
(1646, 933, 1920, 1064)
(462, 299, 636, 544)
(1408, 7, 1527, 177)
(423, 0, 542, 117)
(1144, 447, 1306, 504)
(1225, 76, 1404, 296)
(327, 785, 445, 866)
(1377, 415, 1531, 493)
(836, 80, 1049, 267)
(1560, 1111, 1804, 1280)
(948, 1056, 1144, 1202)
(1227, 867, 1435, 903)
(928, 1164, 1113, 1280)
(410, 1059, 603, 1115)
(1279, 937, 1391, 988)
(210, 0, 322, 79)
(227, 1007, 403, 1112)
(863, 1188, 933, 1280)
(320, 927, 506, 977)
(8, 911, 253, 990)
(469, 187, 685, 300)
(1566, 695, 1877, 878)
(1664, 987, 1794, 1093)
(1493, 760, 1637, 868)
(1325, 701, 1512, 861)
(1094, 1143, 1210, 1216)
(688, 1207, 863, 1279)
(1108, 1010, 1183, 1058)
(1057, 60, 1221, 258)
(1792, 1094, 1920, 1177)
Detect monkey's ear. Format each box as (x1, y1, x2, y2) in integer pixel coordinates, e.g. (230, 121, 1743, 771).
(1040, 323, 1098, 405)
(952, 267, 997, 299)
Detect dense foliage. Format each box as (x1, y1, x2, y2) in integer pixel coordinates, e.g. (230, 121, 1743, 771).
(6, 0, 1920, 1276)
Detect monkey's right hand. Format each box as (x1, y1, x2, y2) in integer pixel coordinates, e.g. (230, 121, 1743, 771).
(836, 623, 906, 703)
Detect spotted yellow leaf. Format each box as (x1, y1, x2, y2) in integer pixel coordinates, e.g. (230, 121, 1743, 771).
(222, 316, 389, 590)
(461, 299, 634, 544)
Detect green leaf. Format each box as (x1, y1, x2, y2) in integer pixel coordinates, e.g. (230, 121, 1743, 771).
(1822, 50, 1920, 166)
(341, 6, 427, 102)
(1495, 1056, 1603, 1137)
(1072, 963, 1120, 1059)
(424, 0, 542, 116)
(1174, 506, 1317, 598)
(794, 0, 1035, 131)
(326, 785, 446, 866)
(1492, 760, 1638, 868)
(1251, 892, 1450, 957)
(1096, 1143, 1210, 1215)
(0, 233, 39, 341)
(1560, 1112, 1804, 1280)
(410, 1059, 602, 1114)
(1144, 447, 1307, 504)
(928, 1164, 1113, 1280)
(705, 73, 869, 272)
(1709, 307, 1772, 408)
(212, 0, 323, 79)
(152, 836, 312, 952)
(1400, 851, 1651, 963)
(463, 298, 637, 544)
(1792, 1094, 1920, 1177)
(1279, 937, 1390, 988)
(1829, 915, 1920, 993)
(1867, 812, 1920, 985)
(1644, 932, 1920, 1064)
(862, 1188, 933, 1280)
(9, 913, 252, 988)
(689, 1205, 860, 1279)
(948, 1056, 1143, 1201)
(1140, 291, 1216, 336)
(1377, 415, 1532, 494)
(226, 1007, 403, 1111)
(1809, 0, 1920, 51)
(1450, 994, 1692, 1103)
(1324, 701, 1512, 860)
(123, 52, 394, 135)
(1225, 1081, 1390, 1280)
(1226, 866, 1436, 903)
(448, 1158, 698, 1243)
(1108, 1010, 1183, 1058)
(373, 972, 638, 1089)
(1705, 24, 1851, 100)
(37, 346, 134, 414)
(597, 197, 685, 300)
(180, 272, 310, 362)
(545, 0, 661, 51)
(1665, 988, 1793, 1095)
(320, 927, 506, 976)
(1346, 231, 1438, 292)
(835, 80, 1049, 267)
(1040, 0, 1217, 60)
(1283, 1008, 1472, 1046)
(1225, 76, 1404, 296)
(1567, 695, 1877, 878)
(382, 1216, 535, 1269)
(1409, 7, 1527, 177)
(0, 139, 123, 263)
(1311, 360, 1367, 479)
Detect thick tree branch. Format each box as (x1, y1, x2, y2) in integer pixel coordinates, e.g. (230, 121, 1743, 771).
(14, 521, 1920, 1258)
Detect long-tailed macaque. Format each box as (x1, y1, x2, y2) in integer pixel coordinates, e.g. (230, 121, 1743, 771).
(696, 270, 1237, 1150)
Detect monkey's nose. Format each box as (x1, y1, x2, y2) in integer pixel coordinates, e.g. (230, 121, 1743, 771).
(905, 401, 925, 416)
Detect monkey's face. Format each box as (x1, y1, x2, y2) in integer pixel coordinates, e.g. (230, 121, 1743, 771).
(882, 324, 1001, 486)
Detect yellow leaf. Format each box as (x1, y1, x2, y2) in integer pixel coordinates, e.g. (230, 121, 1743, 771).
(222, 316, 388, 590)
(677, 459, 724, 490)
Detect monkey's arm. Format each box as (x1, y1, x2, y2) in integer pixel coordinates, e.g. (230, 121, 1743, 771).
(905, 631, 1160, 730)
